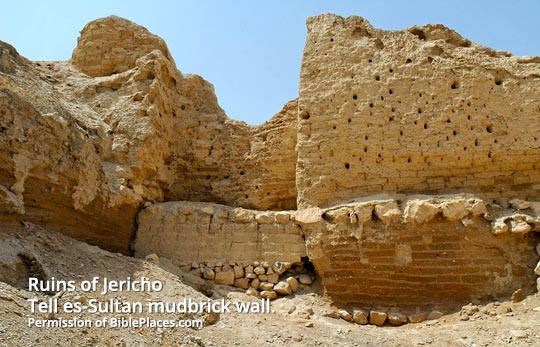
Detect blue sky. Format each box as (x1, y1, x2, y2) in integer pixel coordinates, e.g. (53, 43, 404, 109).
(1, 1, 539, 124)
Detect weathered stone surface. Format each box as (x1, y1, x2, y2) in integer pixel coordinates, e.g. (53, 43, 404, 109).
(369, 311, 387, 326)
(202, 267, 215, 280)
(214, 271, 235, 285)
(260, 290, 278, 300)
(408, 312, 426, 324)
(295, 208, 322, 225)
(374, 201, 401, 225)
(234, 278, 249, 289)
(534, 262, 540, 276)
(250, 278, 260, 289)
(387, 312, 407, 326)
(338, 309, 352, 322)
(259, 282, 274, 291)
(511, 289, 525, 302)
(233, 265, 244, 279)
(352, 309, 369, 325)
(286, 277, 299, 292)
(426, 311, 444, 320)
(267, 274, 279, 284)
(441, 199, 469, 221)
(245, 287, 258, 297)
(297, 274, 313, 285)
(404, 199, 440, 224)
(274, 281, 293, 296)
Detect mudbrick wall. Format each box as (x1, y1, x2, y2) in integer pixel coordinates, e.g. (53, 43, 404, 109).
(134, 194, 540, 313)
(297, 15, 540, 209)
(1, 14, 540, 320)
(134, 201, 305, 263)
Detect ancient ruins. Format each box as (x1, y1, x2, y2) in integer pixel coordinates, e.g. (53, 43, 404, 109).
(1, 14, 539, 327)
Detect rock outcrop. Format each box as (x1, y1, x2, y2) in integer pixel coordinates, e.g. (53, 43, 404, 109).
(0, 16, 297, 253)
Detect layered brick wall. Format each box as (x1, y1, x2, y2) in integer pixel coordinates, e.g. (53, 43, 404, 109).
(133, 201, 306, 263)
(135, 195, 540, 312)
(297, 15, 540, 209)
(297, 195, 540, 312)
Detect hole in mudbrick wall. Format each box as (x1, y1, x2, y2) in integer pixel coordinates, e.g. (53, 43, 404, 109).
(348, 118, 352, 123)
(424, 123, 428, 129)
(451, 81, 459, 89)
(486, 125, 493, 133)
(389, 68, 394, 73)
(388, 89, 393, 95)
(364, 147, 368, 153)
(446, 118, 451, 123)
(467, 115, 471, 120)
(353, 94, 357, 100)
(369, 103, 374, 108)
(365, 135, 369, 140)
(453, 130, 458, 136)
(389, 116, 394, 121)
(463, 146, 468, 151)
(495, 78, 503, 86)
(375, 75, 380, 81)
(345, 163, 350, 170)
(368, 59, 373, 63)
(391, 107, 395, 112)
(418, 108, 422, 114)
(330, 38, 334, 42)
(475, 139, 480, 146)
(333, 126, 337, 130)
(427, 56, 433, 63)
(300, 256, 316, 278)
(381, 96, 384, 101)
(240, 171, 245, 176)
(407, 158, 412, 163)
(414, 120, 418, 125)
(488, 152, 492, 158)
(301, 111, 310, 120)
(494, 139, 498, 144)
(406, 58, 412, 63)
(400, 130, 403, 136)
(180, 105, 186, 110)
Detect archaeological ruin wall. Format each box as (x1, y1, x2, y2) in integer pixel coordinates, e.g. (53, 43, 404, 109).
(1, 14, 540, 322)
(296, 15, 540, 209)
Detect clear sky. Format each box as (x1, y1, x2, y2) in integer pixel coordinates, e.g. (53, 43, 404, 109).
(1, 1, 539, 124)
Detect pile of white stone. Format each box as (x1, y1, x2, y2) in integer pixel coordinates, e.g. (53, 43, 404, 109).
(180, 260, 314, 299)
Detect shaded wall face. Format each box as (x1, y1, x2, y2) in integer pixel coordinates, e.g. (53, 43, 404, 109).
(308, 220, 539, 312)
(297, 15, 540, 209)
